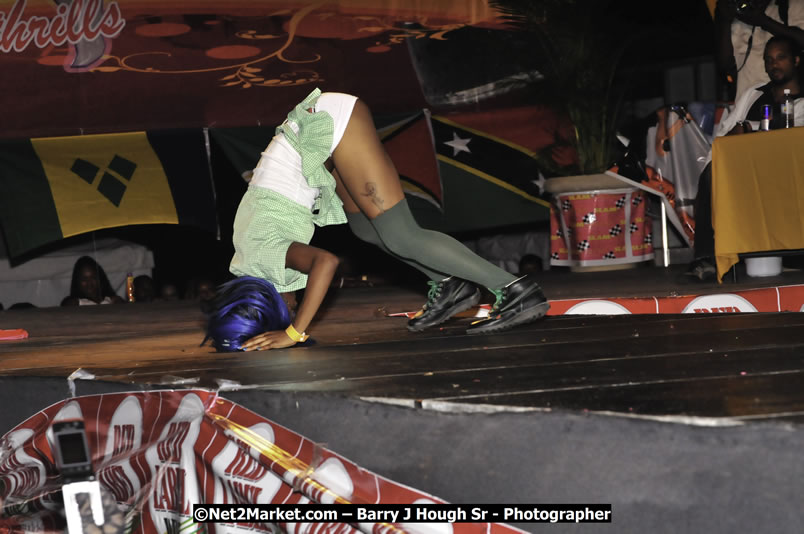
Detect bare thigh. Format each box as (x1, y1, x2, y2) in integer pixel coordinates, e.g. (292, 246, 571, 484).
(332, 167, 359, 214)
(331, 99, 405, 220)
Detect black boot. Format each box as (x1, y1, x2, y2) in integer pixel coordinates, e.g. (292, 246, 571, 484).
(407, 277, 481, 332)
(466, 273, 549, 335)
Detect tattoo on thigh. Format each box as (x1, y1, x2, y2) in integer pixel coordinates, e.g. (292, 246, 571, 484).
(362, 182, 385, 212)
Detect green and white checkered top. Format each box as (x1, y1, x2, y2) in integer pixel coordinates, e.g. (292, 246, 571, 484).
(278, 87, 347, 227)
(230, 187, 317, 293)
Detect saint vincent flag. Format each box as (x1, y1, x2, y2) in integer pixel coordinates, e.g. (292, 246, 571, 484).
(0, 130, 218, 258)
(209, 126, 275, 183)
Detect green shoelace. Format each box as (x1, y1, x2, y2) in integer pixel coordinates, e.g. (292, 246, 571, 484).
(424, 280, 444, 309)
(489, 287, 505, 311)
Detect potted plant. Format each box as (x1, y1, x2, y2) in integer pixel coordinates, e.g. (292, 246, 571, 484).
(488, 0, 641, 176)
(487, 1, 666, 271)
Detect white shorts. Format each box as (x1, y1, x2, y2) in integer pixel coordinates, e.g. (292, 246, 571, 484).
(315, 92, 358, 153)
(249, 91, 358, 208)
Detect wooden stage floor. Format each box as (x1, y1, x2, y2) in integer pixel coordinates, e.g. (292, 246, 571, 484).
(2, 262, 804, 425)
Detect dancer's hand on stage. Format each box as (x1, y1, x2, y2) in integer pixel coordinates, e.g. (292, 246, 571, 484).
(242, 330, 297, 351)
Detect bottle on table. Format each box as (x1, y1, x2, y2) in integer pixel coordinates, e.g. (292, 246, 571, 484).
(126, 272, 135, 302)
(782, 89, 794, 128)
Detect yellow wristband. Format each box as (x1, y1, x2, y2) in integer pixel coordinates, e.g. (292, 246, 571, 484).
(285, 324, 309, 342)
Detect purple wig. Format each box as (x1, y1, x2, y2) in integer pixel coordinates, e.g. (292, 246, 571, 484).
(204, 276, 291, 352)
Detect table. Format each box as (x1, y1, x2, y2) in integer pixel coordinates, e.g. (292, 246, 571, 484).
(711, 126, 804, 281)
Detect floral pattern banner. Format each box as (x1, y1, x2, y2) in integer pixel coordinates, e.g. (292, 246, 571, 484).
(0, 0, 504, 139)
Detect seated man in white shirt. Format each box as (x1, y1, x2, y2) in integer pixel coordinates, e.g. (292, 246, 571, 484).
(716, 0, 804, 102)
(687, 35, 804, 280)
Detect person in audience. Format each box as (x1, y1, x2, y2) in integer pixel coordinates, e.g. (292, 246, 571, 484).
(8, 302, 36, 310)
(715, 0, 804, 102)
(518, 254, 544, 276)
(184, 275, 218, 312)
(686, 35, 804, 280)
(185, 276, 217, 303)
(61, 256, 124, 306)
(159, 282, 180, 301)
(134, 275, 157, 302)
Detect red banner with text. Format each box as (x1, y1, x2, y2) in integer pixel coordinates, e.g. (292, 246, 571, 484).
(0, 390, 526, 533)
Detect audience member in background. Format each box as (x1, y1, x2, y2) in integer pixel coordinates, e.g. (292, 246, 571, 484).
(330, 254, 373, 288)
(518, 254, 544, 276)
(687, 35, 804, 281)
(61, 256, 124, 306)
(159, 282, 180, 301)
(133, 275, 157, 302)
(716, 0, 804, 101)
(185, 276, 217, 303)
(185, 276, 218, 312)
(8, 302, 36, 310)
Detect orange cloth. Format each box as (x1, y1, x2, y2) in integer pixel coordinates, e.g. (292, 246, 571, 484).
(0, 329, 28, 340)
(711, 127, 804, 281)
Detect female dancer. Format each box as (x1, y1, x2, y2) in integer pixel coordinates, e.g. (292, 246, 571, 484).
(227, 88, 549, 351)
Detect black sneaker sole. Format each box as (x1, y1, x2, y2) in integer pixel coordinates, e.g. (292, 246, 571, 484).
(407, 289, 482, 332)
(466, 300, 550, 335)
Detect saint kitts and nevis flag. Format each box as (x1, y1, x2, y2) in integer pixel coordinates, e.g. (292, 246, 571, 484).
(386, 110, 553, 233)
(0, 130, 218, 258)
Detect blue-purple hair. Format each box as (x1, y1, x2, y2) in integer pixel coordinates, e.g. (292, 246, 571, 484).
(204, 276, 291, 352)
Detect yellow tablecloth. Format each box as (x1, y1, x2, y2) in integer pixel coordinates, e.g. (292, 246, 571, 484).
(711, 127, 804, 281)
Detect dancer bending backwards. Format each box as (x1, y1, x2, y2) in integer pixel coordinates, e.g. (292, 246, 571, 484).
(224, 88, 549, 351)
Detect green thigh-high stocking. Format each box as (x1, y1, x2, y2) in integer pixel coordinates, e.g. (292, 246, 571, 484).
(355, 199, 516, 290)
(346, 210, 445, 281)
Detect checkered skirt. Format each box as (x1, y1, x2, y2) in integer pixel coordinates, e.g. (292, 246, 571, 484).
(229, 186, 315, 293)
